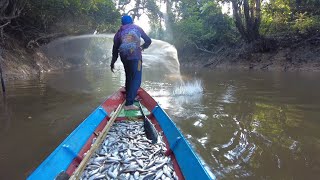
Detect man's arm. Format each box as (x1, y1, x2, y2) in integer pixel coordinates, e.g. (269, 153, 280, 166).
(111, 32, 120, 72)
(112, 32, 121, 63)
(139, 27, 152, 50)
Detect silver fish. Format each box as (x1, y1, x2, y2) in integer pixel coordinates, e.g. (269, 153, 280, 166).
(80, 121, 178, 180)
(136, 159, 144, 168)
(134, 171, 140, 179)
(141, 173, 155, 180)
(161, 174, 166, 180)
(107, 166, 117, 178)
(154, 170, 164, 180)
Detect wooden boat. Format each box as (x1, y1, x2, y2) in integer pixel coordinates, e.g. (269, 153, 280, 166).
(28, 88, 214, 180)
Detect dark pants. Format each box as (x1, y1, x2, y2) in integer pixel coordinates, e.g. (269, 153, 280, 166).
(121, 59, 142, 106)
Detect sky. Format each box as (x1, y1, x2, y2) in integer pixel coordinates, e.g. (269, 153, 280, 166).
(131, 2, 233, 34)
(135, 14, 151, 33)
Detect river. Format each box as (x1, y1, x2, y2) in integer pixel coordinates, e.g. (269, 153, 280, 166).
(1, 67, 320, 179)
(1, 35, 320, 179)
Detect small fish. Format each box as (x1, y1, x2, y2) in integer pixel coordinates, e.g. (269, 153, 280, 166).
(107, 166, 117, 178)
(163, 165, 171, 177)
(133, 151, 143, 157)
(121, 157, 136, 164)
(125, 173, 131, 179)
(154, 170, 164, 180)
(93, 156, 107, 162)
(104, 159, 120, 163)
(148, 162, 166, 172)
(141, 173, 155, 180)
(88, 168, 99, 176)
(127, 149, 132, 157)
(136, 159, 144, 168)
(107, 156, 121, 161)
(145, 160, 155, 169)
(81, 121, 178, 180)
(130, 147, 140, 151)
(129, 174, 135, 180)
(121, 164, 140, 173)
(134, 171, 140, 179)
(161, 174, 166, 180)
(173, 172, 178, 180)
(88, 173, 105, 180)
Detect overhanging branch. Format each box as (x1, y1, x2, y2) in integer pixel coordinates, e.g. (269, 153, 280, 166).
(0, 21, 10, 28)
(193, 43, 215, 54)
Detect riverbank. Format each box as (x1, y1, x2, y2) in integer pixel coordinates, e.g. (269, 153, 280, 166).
(0, 0, 119, 81)
(1, 33, 320, 81)
(0, 39, 75, 81)
(180, 34, 320, 72)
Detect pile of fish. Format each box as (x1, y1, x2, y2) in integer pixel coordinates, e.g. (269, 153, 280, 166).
(80, 121, 178, 180)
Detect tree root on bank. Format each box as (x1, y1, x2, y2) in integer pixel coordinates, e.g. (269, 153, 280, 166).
(27, 33, 64, 49)
(261, 62, 273, 70)
(291, 34, 320, 48)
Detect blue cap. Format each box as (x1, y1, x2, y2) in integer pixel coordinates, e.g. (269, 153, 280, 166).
(121, 15, 133, 25)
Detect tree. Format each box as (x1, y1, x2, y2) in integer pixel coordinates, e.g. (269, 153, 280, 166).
(162, 0, 236, 53)
(220, 0, 262, 43)
(113, 0, 162, 21)
(261, 0, 320, 35)
(0, 0, 25, 42)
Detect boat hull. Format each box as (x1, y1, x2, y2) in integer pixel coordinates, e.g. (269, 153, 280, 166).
(27, 88, 214, 180)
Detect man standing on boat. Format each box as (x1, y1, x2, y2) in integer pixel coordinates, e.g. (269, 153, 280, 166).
(111, 15, 152, 110)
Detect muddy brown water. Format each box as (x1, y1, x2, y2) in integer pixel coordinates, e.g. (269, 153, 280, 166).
(1, 67, 320, 179)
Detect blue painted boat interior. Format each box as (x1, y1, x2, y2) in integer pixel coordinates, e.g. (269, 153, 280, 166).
(27, 107, 108, 180)
(152, 105, 216, 180)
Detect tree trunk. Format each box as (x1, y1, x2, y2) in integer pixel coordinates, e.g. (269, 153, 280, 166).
(296, 0, 301, 12)
(231, 0, 261, 43)
(164, 0, 173, 41)
(231, 0, 247, 41)
(253, 0, 261, 40)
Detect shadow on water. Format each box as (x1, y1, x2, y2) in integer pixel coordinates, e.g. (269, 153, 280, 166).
(0, 94, 11, 135)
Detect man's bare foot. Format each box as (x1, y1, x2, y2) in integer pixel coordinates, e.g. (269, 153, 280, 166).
(124, 105, 139, 110)
(120, 87, 126, 92)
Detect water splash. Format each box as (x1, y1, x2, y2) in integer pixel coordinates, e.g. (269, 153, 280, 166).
(172, 79, 203, 96)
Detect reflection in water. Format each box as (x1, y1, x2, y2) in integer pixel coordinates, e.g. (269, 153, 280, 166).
(0, 95, 11, 134)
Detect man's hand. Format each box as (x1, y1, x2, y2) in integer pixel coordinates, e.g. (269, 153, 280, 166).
(110, 62, 115, 73)
(110, 56, 117, 73)
(140, 45, 145, 51)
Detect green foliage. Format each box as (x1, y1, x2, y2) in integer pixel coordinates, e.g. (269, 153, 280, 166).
(21, 0, 120, 37)
(260, 0, 320, 35)
(293, 14, 320, 34)
(261, 0, 291, 34)
(4, 0, 320, 50)
(167, 0, 237, 51)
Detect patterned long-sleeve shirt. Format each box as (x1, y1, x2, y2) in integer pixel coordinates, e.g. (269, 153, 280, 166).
(112, 24, 152, 62)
